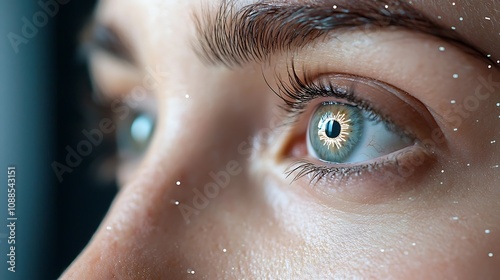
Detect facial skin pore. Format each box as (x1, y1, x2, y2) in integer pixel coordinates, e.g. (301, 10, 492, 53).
(63, 0, 499, 278)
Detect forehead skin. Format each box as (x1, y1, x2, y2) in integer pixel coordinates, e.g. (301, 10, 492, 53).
(63, 0, 500, 279)
(94, 0, 500, 64)
(419, 0, 498, 59)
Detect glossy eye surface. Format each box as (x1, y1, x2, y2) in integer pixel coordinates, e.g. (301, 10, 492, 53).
(308, 102, 363, 162)
(117, 111, 156, 159)
(307, 101, 413, 164)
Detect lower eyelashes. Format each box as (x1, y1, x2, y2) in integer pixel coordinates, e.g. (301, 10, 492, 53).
(308, 102, 364, 162)
(273, 69, 441, 186)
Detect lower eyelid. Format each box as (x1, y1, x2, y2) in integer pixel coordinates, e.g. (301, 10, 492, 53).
(270, 70, 446, 201)
(284, 144, 437, 203)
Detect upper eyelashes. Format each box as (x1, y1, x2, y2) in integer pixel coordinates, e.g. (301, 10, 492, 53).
(273, 65, 436, 183)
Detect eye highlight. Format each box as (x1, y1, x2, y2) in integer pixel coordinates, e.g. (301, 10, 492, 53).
(274, 66, 440, 184)
(117, 109, 156, 160)
(308, 100, 415, 164)
(309, 102, 364, 162)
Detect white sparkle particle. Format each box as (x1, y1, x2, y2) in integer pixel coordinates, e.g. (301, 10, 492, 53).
(185, 94, 190, 99)
(466, 163, 471, 167)
(485, 17, 491, 21)
(384, 4, 389, 8)
(187, 269, 195, 274)
(452, 2, 455, 5)
(174, 201, 180, 205)
(222, 248, 227, 253)
(487, 54, 492, 58)
(333, 5, 337, 9)
(491, 140, 497, 144)
(176, 181, 181, 186)
(488, 253, 494, 257)
(451, 26, 456, 30)
(488, 65, 492, 69)
(408, 196, 415, 201)
(496, 103, 500, 107)
(459, 17, 463, 21)
(493, 164, 500, 169)
(439, 46, 446, 51)
(380, 249, 385, 252)
(441, 169, 445, 173)
(497, 60, 500, 64)
(412, 242, 416, 246)
(451, 216, 459, 221)
(485, 229, 491, 234)
(437, 15, 442, 19)
(453, 128, 458, 132)
(106, 226, 112, 231)
(450, 99, 456, 104)
(453, 74, 459, 79)
(440, 182, 443, 185)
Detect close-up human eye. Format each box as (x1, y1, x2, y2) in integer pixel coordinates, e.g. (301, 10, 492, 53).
(275, 72, 436, 187)
(4, 0, 499, 279)
(307, 100, 411, 163)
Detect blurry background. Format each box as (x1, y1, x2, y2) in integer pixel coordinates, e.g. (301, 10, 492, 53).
(0, 1, 117, 279)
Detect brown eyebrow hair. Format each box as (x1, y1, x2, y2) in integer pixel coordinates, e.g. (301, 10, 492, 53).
(80, 21, 136, 65)
(194, 0, 488, 67)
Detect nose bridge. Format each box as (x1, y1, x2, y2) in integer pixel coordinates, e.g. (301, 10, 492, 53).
(63, 63, 268, 277)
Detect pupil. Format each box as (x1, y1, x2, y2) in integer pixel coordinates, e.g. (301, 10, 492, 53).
(325, 120, 341, 138)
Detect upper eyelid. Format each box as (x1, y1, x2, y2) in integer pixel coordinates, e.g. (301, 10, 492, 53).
(80, 21, 136, 65)
(272, 66, 440, 142)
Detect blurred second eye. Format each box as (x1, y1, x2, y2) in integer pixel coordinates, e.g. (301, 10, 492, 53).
(117, 111, 156, 159)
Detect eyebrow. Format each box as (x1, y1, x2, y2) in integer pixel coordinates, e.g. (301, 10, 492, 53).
(194, 0, 488, 67)
(80, 21, 136, 65)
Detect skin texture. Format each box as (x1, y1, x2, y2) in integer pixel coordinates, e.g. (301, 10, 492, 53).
(63, 0, 500, 279)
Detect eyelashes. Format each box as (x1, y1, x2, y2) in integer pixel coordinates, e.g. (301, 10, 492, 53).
(273, 62, 385, 127)
(272, 63, 429, 183)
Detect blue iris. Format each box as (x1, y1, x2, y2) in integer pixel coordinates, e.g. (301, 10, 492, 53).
(308, 102, 364, 162)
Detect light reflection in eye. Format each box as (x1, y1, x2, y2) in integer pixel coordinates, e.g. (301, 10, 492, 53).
(117, 112, 155, 158)
(308, 102, 363, 162)
(131, 114, 154, 144)
(307, 101, 413, 164)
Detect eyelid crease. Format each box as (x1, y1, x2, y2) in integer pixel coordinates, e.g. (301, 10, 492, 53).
(271, 61, 421, 142)
(285, 143, 434, 185)
(194, 0, 493, 68)
(271, 61, 443, 185)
